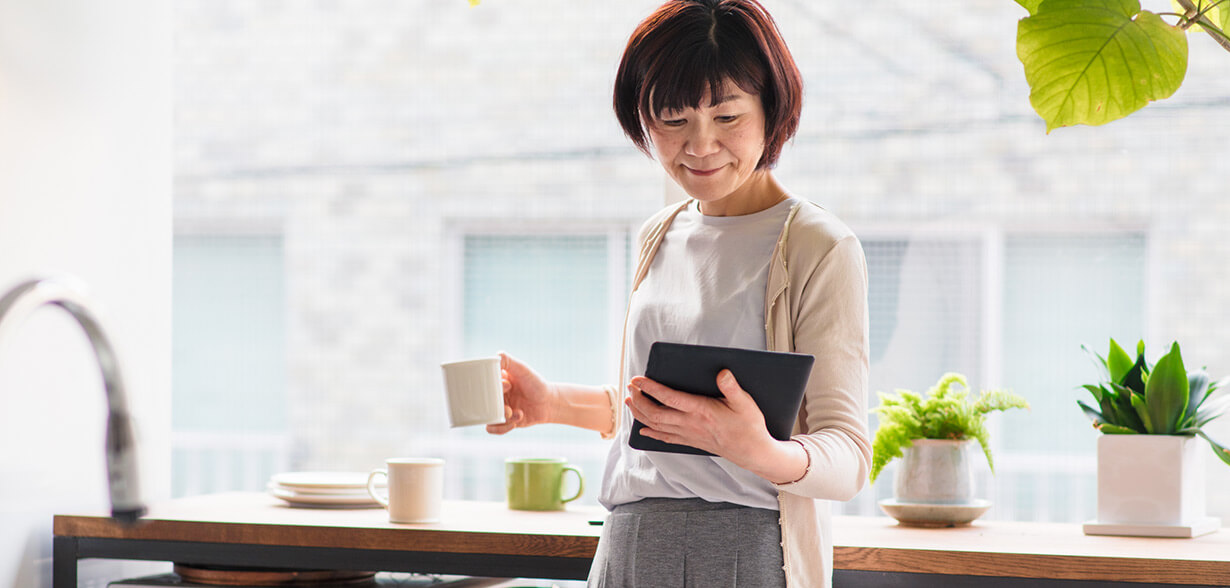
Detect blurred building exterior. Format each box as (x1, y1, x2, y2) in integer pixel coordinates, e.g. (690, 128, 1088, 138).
(172, 0, 1230, 521)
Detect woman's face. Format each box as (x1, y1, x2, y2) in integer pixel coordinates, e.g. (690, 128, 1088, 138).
(646, 79, 770, 214)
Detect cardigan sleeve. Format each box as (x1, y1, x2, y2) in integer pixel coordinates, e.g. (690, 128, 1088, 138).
(773, 233, 872, 502)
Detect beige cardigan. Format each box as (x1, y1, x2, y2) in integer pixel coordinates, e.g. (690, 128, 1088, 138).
(601, 198, 872, 587)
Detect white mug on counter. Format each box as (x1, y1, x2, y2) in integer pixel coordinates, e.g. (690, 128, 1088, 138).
(441, 356, 506, 428)
(367, 458, 445, 523)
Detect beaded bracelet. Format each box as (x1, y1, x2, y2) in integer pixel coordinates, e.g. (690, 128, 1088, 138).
(773, 438, 811, 486)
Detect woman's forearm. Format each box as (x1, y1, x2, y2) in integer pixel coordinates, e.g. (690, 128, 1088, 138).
(744, 437, 810, 485)
(550, 382, 617, 436)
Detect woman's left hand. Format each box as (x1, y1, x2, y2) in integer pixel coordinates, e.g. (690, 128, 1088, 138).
(626, 370, 775, 468)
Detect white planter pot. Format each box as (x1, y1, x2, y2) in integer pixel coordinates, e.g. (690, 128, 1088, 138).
(879, 439, 991, 527)
(1084, 434, 1221, 538)
(893, 438, 975, 504)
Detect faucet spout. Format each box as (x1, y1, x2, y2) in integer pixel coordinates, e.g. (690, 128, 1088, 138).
(0, 276, 146, 524)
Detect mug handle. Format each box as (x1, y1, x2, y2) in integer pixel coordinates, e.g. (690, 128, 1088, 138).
(560, 465, 584, 504)
(367, 469, 389, 508)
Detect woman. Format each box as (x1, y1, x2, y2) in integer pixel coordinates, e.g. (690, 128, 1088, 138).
(487, 1, 870, 586)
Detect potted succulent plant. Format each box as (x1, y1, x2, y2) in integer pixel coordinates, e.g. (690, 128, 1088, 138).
(870, 373, 1029, 526)
(1078, 338, 1229, 537)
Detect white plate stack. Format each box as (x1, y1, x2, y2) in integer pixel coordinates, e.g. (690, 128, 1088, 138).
(267, 471, 383, 508)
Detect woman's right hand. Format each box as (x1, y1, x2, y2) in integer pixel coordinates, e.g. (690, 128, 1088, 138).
(486, 351, 559, 434)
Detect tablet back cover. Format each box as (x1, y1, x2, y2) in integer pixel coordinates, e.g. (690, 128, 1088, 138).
(629, 342, 814, 456)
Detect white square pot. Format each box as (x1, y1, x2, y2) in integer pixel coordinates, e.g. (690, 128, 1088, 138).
(1084, 434, 1220, 537)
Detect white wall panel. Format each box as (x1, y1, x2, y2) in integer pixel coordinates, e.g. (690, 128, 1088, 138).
(0, 0, 172, 585)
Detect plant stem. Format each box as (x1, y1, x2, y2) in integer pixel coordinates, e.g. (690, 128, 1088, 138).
(1205, 0, 1230, 13)
(1195, 20, 1230, 46)
(1194, 0, 1230, 24)
(1175, 0, 1230, 52)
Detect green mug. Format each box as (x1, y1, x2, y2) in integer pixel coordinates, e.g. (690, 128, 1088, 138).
(505, 457, 584, 511)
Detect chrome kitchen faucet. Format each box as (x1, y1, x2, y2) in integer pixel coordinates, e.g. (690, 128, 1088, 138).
(0, 276, 145, 524)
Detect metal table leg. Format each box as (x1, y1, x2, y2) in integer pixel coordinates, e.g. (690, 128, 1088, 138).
(53, 536, 78, 588)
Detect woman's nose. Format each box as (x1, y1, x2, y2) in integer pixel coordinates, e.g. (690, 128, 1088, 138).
(684, 123, 720, 158)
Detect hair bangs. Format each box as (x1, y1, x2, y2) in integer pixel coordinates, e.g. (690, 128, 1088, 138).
(642, 39, 766, 120)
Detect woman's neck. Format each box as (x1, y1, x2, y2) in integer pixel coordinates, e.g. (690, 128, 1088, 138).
(696, 172, 787, 217)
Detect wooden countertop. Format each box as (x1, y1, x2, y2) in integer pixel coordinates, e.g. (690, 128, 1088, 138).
(55, 492, 1230, 585)
(55, 492, 604, 559)
(832, 515, 1230, 585)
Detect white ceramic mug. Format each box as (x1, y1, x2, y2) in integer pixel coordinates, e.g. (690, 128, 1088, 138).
(366, 458, 445, 523)
(441, 356, 505, 428)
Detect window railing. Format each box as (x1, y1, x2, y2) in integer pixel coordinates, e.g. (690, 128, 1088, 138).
(172, 431, 291, 497)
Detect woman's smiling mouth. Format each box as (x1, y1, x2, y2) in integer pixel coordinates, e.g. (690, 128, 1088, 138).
(685, 165, 723, 176)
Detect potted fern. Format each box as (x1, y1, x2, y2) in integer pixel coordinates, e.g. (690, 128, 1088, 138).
(1078, 338, 1229, 537)
(870, 373, 1029, 527)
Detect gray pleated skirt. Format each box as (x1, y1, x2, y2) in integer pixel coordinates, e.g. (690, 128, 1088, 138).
(587, 497, 786, 588)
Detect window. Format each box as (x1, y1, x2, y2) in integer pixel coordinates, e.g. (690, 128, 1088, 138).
(864, 235, 984, 394)
(172, 234, 289, 497)
(994, 234, 1145, 521)
(459, 233, 628, 385)
(845, 230, 1146, 521)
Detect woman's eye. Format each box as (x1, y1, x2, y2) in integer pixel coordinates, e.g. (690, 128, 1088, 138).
(716, 115, 739, 123)
(661, 119, 686, 127)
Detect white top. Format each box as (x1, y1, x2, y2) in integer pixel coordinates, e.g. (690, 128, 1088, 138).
(599, 197, 798, 511)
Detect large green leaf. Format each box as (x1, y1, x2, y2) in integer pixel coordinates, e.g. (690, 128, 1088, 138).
(1017, 0, 1188, 130)
(1018, 0, 1044, 14)
(1145, 342, 1189, 434)
(1107, 338, 1133, 384)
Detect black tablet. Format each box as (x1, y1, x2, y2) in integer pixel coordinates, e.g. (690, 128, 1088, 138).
(629, 341, 815, 456)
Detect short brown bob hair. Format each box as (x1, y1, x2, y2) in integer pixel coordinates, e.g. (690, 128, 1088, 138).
(613, 0, 803, 170)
